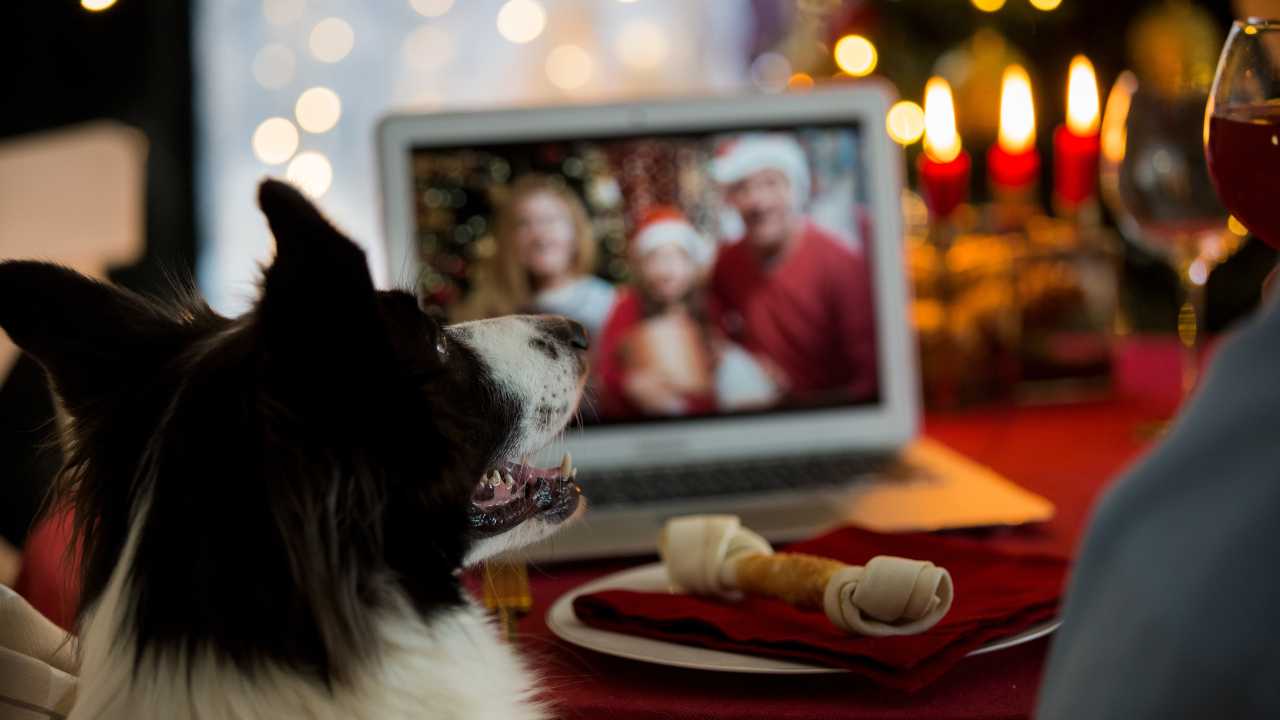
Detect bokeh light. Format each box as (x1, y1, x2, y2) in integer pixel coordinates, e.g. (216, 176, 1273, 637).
(496, 0, 547, 44)
(252, 44, 296, 90)
(1228, 215, 1249, 237)
(409, 0, 454, 18)
(252, 117, 300, 165)
(787, 73, 815, 91)
(886, 100, 926, 145)
(81, 0, 118, 11)
(617, 20, 668, 70)
(971, 0, 1006, 11)
(263, 0, 304, 25)
(546, 44, 594, 90)
(295, 87, 342, 134)
(833, 35, 878, 77)
(286, 151, 333, 199)
(309, 17, 355, 63)
(750, 52, 791, 93)
(402, 25, 456, 72)
(1029, 0, 1063, 10)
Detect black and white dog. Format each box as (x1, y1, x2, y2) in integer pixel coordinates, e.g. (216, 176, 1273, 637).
(0, 180, 587, 719)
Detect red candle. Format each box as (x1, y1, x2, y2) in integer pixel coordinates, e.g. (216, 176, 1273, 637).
(1054, 56, 1101, 207)
(988, 65, 1041, 192)
(918, 77, 970, 220)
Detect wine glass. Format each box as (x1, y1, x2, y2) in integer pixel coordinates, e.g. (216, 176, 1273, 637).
(1206, 18, 1280, 277)
(1100, 71, 1240, 402)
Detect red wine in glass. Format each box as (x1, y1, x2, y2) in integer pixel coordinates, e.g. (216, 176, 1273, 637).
(1207, 102, 1280, 250)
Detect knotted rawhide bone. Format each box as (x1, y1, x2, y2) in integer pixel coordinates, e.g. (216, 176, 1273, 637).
(658, 515, 954, 636)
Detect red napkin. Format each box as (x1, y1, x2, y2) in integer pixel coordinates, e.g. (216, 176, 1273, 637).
(572, 526, 1066, 691)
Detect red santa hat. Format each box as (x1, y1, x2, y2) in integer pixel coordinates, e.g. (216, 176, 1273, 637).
(630, 207, 712, 267)
(709, 133, 810, 207)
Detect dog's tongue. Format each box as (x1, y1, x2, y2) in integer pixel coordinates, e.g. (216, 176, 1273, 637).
(471, 453, 574, 507)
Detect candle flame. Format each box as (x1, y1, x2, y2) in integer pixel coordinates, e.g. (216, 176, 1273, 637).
(997, 65, 1036, 154)
(1066, 55, 1101, 136)
(1101, 71, 1137, 164)
(923, 77, 961, 163)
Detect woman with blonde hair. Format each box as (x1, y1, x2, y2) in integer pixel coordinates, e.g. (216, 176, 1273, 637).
(455, 174, 615, 336)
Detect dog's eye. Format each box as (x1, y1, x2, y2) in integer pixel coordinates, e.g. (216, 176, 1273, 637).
(434, 334, 449, 361)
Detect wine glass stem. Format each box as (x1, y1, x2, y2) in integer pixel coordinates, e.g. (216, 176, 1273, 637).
(1177, 271, 1206, 402)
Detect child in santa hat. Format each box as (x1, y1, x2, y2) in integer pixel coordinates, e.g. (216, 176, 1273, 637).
(596, 208, 779, 419)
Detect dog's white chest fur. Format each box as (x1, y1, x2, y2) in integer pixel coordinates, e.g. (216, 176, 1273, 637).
(69, 527, 547, 720)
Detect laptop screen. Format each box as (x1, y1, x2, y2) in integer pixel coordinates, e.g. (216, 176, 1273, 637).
(409, 123, 880, 426)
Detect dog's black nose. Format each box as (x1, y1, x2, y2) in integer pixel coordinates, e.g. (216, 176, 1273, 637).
(565, 320, 590, 351)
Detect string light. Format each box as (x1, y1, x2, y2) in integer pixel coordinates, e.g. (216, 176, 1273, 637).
(886, 100, 926, 145)
(252, 44, 295, 90)
(409, 0, 453, 17)
(496, 0, 546, 44)
(617, 20, 668, 70)
(309, 18, 355, 63)
(295, 87, 342, 134)
(252, 118, 299, 165)
(402, 25, 455, 72)
(81, 0, 118, 11)
(262, 0, 304, 25)
(286, 151, 333, 199)
(546, 45, 594, 90)
(1029, 0, 1062, 10)
(833, 35, 877, 77)
(971, 0, 1006, 11)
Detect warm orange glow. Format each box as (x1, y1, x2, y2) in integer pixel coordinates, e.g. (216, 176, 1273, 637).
(787, 73, 815, 91)
(997, 65, 1036, 154)
(923, 77, 962, 163)
(1029, 0, 1062, 10)
(1066, 55, 1101, 136)
(971, 0, 1006, 11)
(1101, 71, 1137, 164)
(82, 0, 117, 10)
(886, 100, 926, 145)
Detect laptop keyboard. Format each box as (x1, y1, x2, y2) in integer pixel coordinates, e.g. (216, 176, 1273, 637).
(580, 452, 892, 507)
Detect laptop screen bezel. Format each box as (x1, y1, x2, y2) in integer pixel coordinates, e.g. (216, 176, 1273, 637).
(377, 84, 919, 469)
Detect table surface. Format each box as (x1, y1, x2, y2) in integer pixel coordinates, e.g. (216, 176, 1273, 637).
(511, 386, 1177, 720)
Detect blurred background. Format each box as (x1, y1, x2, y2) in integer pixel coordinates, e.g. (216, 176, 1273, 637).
(0, 0, 1268, 571)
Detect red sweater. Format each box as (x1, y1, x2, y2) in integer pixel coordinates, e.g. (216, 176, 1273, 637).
(709, 221, 878, 402)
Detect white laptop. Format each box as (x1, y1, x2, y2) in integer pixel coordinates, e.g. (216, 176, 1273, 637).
(377, 85, 1052, 560)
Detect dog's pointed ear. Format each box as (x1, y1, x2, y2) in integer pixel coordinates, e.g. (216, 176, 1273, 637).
(0, 261, 189, 411)
(254, 180, 388, 388)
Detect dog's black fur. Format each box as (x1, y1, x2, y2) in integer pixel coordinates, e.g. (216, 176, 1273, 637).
(0, 181, 535, 685)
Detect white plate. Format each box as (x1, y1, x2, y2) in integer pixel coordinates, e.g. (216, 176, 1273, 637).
(547, 563, 1059, 674)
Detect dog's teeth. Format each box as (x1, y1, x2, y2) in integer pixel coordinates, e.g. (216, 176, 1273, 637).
(502, 472, 515, 488)
(560, 452, 572, 478)
(487, 471, 501, 487)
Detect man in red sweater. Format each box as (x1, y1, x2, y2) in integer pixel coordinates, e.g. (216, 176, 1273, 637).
(708, 134, 878, 405)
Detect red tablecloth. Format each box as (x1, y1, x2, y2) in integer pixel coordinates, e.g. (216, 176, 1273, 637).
(15, 341, 1186, 719)
(514, 395, 1169, 720)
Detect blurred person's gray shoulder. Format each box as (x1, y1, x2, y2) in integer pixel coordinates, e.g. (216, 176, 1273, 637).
(1038, 294, 1280, 720)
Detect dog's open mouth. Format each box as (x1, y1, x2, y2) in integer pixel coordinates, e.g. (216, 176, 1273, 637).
(467, 453, 580, 537)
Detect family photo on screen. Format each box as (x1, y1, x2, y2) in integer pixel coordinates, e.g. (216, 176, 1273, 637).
(412, 128, 881, 423)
